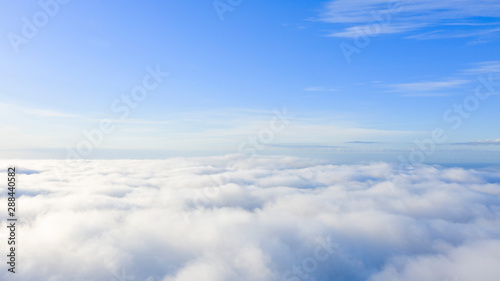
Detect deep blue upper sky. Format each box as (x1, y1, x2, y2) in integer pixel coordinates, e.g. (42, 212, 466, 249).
(1, 0, 499, 162)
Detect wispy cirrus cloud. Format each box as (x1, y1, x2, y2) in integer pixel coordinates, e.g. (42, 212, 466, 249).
(0, 102, 79, 118)
(465, 61, 500, 74)
(453, 139, 500, 145)
(319, 0, 500, 39)
(379, 61, 500, 97)
(304, 86, 339, 92)
(329, 23, 426, 38)
(384, 79, 470, 97)
(407, 25, 500, 40)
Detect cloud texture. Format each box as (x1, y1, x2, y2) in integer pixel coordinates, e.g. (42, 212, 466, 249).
(320, 0, 500, 38)
(1, 156, 499, 281)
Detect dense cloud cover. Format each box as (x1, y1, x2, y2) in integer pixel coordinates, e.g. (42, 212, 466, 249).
(1, 156, 499, 281)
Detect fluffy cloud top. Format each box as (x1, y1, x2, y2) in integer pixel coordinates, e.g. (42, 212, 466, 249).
(1, 155, 499, 281)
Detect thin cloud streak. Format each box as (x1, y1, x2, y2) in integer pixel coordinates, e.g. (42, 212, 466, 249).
(0, 102, 79, 118)
(453, 139, 500, 145)
(381, 79, 470, 97)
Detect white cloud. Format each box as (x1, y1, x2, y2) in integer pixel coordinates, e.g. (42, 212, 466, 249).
(320, 0, 500, 38)
(370, 240, 500, 281)
(0, 102, 78, 118)
(303, 86, 339, 92)
(384, 79, 470, 96)
(0, 156, 499, 280)
(328, 23, 425, 38)
(453, 138, 500, 145)
(407, 26, 500, 40)
(389, 79, 469, 91)
(375, 61, 500, 97)
(465, 61, 500, 74)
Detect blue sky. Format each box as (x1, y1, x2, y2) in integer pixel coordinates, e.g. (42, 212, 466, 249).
(1, 0, 499, 163)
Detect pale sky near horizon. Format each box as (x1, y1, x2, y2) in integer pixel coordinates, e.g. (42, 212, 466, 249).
(0, 0, 499, 163)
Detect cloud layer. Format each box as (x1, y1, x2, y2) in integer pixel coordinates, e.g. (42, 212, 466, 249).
(1, 156, 500, 281)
